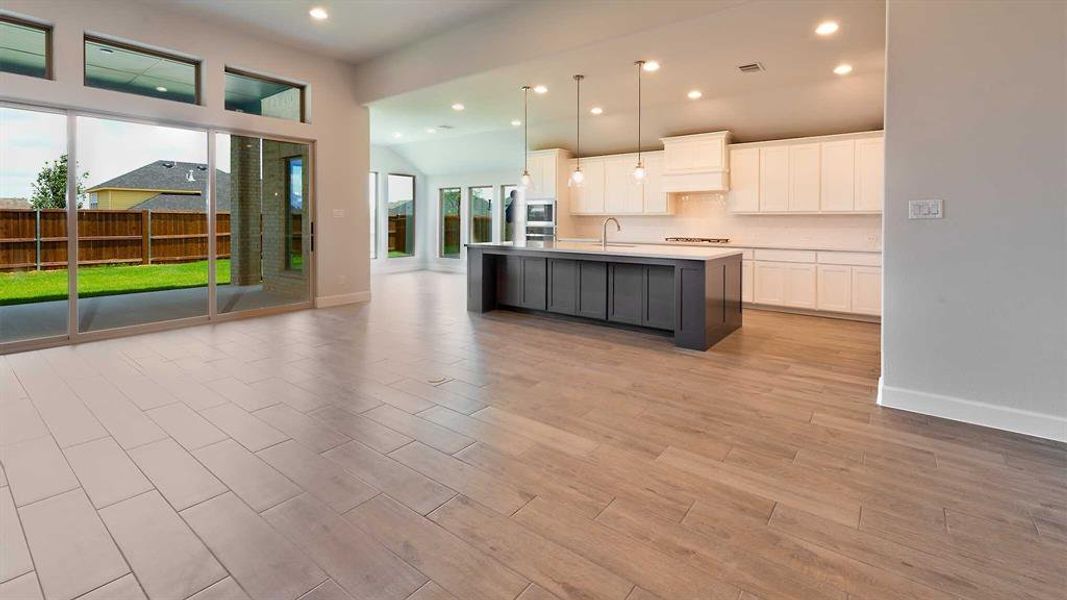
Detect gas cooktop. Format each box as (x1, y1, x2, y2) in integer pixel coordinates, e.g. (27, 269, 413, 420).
(664, 237, 730, 244)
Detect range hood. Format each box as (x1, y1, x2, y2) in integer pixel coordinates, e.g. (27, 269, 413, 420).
(659, 131, 732, 193)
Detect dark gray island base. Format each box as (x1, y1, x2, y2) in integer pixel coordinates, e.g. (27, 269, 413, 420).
(466, 242, 742, 350)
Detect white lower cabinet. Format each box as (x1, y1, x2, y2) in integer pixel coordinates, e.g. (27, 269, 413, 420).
(851, 266, 882, 315)
(783, 263, 817, 308)
(817, 265, 852, 312)
(741, 260, 753, 303)
(749, 253, 880, 318)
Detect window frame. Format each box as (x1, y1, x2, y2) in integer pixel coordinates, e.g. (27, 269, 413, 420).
(224, 66, 307, 123)
(468, 185, 493, 245)
(0, 14, 53, 80)
(386, 173, 416, 259)
(438, 187, 462, 259)
(369, 171, 379, 260)
(284, 155, 304, 272)
(82, 34, 202, 105)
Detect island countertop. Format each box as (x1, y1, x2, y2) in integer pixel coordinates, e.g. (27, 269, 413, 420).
(466, 241, 744, 261)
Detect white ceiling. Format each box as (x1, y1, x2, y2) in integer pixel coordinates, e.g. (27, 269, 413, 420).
(159, 0, 519, 62)
(370, 0, 886, 175)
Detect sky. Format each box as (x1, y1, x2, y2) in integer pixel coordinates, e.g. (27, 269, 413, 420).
(0, 107, 232, 199)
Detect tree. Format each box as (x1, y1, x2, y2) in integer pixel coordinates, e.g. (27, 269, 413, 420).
(29, 155, 89, 209)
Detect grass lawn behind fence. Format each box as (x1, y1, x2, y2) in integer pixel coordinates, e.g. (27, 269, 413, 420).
(0, 260, 230, 306)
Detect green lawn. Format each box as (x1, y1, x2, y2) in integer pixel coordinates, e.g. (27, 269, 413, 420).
(0, 260, 230, 306)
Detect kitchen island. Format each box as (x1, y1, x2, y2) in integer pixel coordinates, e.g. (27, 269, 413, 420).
(466, 241, 743, 350)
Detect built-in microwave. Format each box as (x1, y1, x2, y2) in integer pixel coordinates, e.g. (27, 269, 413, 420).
(525, 200, 555, 226)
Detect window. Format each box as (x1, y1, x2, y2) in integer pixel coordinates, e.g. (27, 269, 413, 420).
(387, 174, 415, 258)
(285, 157, 304, 271)
(0, 15, 51, 79)
(84, 36, 199, 104)
(369, 172, 378, 259)
(225, 68, 305, 122)
(501, 184, 518, 241)
(470, 186, 492, 244)
(439, 188, 461, 258)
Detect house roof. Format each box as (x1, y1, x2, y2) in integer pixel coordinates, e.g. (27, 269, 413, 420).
(88, 160, 228, 195)
(89, 160, 233, 212)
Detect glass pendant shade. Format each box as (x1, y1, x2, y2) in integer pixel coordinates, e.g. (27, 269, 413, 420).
(569, 166, 585, 188)
(520, 170, 533, 188)
(632, 162, 646, 184)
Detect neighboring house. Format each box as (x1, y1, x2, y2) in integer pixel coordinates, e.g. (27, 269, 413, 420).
(85, 160, 231, 211)
(0, 197, 31, 209)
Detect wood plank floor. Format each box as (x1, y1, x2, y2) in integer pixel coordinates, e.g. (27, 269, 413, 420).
(1, 270, 1064, 600)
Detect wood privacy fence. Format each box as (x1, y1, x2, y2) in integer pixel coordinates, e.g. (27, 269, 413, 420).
(441, 215, 492, 253)
(0, 209, 231, 271)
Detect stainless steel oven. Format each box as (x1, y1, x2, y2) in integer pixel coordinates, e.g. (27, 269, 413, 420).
(525, 200, 555, 226)
(524, 200, 556, 241)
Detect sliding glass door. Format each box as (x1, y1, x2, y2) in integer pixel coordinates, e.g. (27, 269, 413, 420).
(0, 103, 314, 351)
(215, 133, 311, 314)
(0, 106, 69, 344)
(75, 116, 210, 332)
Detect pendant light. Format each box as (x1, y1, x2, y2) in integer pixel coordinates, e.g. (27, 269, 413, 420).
(632, 60, 647, 184)
(568, 74, 585, 188)
(519, 85, 533, 189)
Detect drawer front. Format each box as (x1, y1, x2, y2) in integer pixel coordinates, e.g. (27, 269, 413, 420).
(817, 251, 882, 266)
(753, 249, 817, 263)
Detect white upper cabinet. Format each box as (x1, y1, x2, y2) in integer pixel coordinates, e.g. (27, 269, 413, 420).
(788, 143, 821, 212)
(759, 146, 790, 212)
(642, 153, 670, 214)
(566, 151, 671, 216)
(820, 140, 856, 211)
(525, 150, 561, 200)
(727, 148, 759, 213)
(729, 132, 882, 214)
(570, 158, 605, 214)
(854, 137, 885, 212)
(659, 131, 731, 192)
(604, 156, 643, 214)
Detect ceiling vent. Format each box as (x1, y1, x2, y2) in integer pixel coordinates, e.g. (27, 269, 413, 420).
(437, 125, 454, 130)
(737, 62, 765, 73)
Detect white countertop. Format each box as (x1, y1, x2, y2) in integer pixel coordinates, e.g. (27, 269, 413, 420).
(601, 240, 882, 253)
(468, 241, 744, 261)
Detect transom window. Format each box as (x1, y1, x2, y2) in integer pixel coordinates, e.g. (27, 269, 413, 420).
(0, 15, 51, 79)
(84, 35, 200, 104)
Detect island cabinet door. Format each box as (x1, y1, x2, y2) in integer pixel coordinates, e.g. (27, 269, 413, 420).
(496, 255, 523, 307)
(607, 263, 644, 326)
(576, 261, 608, 320)
(520, 257, 548, 310)
(547, 259, 579, 315)
(643, 265, 676, 330)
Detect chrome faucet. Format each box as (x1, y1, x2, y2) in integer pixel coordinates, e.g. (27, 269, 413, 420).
(601, 217, 621, 249)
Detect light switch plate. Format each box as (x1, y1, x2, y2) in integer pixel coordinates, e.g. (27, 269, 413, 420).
(908, 199, 943, 219)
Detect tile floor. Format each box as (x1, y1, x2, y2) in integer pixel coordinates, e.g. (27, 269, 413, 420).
(0, 271, 1064, 600)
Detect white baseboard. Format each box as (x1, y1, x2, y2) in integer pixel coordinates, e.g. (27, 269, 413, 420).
(878, 377, 1067, 442)
(315, 290, 371, 308)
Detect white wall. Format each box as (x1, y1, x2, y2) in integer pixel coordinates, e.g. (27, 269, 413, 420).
(424, 170, 520, 272)
(370, 145, 428, 272)
(881, 0, 1067, 441)
(0, 0, 369, 307)
(562, 192, 882, 250)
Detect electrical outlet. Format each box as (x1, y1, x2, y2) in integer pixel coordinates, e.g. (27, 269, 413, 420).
(908, 199, 943, 219)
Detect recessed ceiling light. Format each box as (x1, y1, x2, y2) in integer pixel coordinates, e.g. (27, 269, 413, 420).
(642, 60, 660, 72)
(533, 85, 548, 94)
(451, 103, 465, 111)
(309, 7, 329, 20)
(510, 120, 522, 126)
(425, 128, 437, 134)
(590, 107, 603, 115)
(687, 90, 702, 100)
(815, 21, 839, 36)
(833, 63, 853, 75)
(155, 86, 168, 93)
(392, 132, 403, 138)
